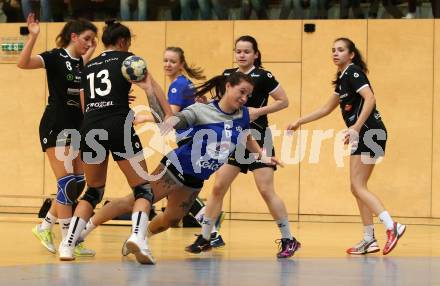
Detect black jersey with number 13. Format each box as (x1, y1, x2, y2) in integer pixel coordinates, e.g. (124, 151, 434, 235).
(81, 50, 133, 121)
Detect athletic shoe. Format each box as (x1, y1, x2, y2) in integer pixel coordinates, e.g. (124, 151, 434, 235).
(125, 235, 156, 265)
(58, 241, 75, 261)
(383, 222, 406, 255)
(74, 242, 96, 257)
(185, 234, 212, 254)
(31, 225, 56, 254)
(276, 238, 301, 258)
(346, 239, 380, 255)
(121, 239, 130, 256)
(210, 232, 225, 248)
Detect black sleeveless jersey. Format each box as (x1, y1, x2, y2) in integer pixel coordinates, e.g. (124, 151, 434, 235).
(223, 67, 279, 131)
(38, 48, 83, 129)
(81, 50, 133, 121)
(334, 64, 384, 129)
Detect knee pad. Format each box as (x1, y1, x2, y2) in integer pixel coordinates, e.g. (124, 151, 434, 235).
(75, 174, 86, 195)
(56, 174, 79, 205)
(80, 186, 105, 209)
(132, 183, 154, 204)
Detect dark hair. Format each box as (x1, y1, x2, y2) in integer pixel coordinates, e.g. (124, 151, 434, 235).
(333, 37, 368, 86)
(234, 35, 263, 68)
(194, 72, 254, 100)
(165, 47, 206, 80)
(102, 19, 131, 47)
(56, 19, 97, 48)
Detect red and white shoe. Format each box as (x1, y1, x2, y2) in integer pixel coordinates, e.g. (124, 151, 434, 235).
(383, 222, 406, 255)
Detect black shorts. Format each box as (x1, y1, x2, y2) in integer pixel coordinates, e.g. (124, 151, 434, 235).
(227, 127, 276, 174)
(160, 157, 204, 189)
(39, 109, 81, 152)
(351, 126, 387, 158)
(80, 115, 143, 162)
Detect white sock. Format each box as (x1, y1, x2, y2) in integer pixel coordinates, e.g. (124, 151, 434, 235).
(58, 218, 71, 240)
(64, 216, 87, 247)
(79, 218, 96, 242)
(276, 217, 293, 240)
(378, 211, 394, 230)
(40, 211, 57, 231)
(201, 217, 213, 240)
(131, 211, 149, 239)
(363, 224, 375, 242)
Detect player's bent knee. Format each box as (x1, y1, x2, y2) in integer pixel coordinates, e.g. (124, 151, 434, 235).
(56, 174, 80, 205)
(80, 186, 105, 208)
(132, 183, 154, 204)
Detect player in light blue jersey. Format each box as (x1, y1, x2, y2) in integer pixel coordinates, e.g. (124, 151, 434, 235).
(73, 72, 281, 264)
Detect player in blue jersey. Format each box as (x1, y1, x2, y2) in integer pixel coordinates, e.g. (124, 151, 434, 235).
(287, 38, 405, 255)
(71, 72, 281, 263)
(133, 47, 224, 240)
(17, 13, 97, 257)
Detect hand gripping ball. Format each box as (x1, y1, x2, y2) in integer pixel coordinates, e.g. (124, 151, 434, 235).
(121, 55, 147, 82)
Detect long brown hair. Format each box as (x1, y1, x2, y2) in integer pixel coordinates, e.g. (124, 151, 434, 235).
(332, 37, 368, 86)
(193, 72, 254, 100)
(56, 19, 97, 48)
(165, 47, 206, 80)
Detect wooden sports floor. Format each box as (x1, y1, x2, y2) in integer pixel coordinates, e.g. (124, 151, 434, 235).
(0, 219, 439, 286)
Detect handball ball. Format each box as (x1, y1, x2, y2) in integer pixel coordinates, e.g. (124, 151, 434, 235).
(121, 55, 147, 82)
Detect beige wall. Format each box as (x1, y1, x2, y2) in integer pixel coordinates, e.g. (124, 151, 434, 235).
(0, 20, 439, 221)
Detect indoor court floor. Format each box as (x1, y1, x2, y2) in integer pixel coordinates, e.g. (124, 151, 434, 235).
(0, 219, 439, 286)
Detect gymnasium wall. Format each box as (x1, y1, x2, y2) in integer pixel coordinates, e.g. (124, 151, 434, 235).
(0, 20, 438, 222)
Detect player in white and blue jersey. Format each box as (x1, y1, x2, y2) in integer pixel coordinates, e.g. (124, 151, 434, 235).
(71, 72, 281, 263)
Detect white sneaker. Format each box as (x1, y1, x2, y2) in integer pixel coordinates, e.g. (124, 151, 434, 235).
(59, 242, 75, 261)
(125, 235, 156, 265)
(121, 239, 131, 256)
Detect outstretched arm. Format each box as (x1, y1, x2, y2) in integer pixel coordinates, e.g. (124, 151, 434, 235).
(287, 93, 339, 131)
(246, 134, 283, 167)
(134, 73, 173, 123)
(17, 14, 44, 69)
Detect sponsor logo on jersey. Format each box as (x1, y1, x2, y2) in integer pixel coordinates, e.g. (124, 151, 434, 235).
(67, 88, 80, 96)
(250, 73, 260, 78)
(67, 99, 80, 107)
(60, 53, 69, 58)
(339, 93, 348, 99)
(195, 159, 222, 172)
(85, 101, 114, 112)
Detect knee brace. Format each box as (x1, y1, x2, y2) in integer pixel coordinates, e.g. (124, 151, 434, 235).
(80, 186, 105, 209)
(56, 174, 79, 205)
(75, 174, 86, 195)
(132, 183, 154, 204)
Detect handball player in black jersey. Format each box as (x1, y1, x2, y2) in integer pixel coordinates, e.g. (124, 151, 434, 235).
(57, 20, 172, 264)
(17, 13, 97, 256)
(287, 38, 406, 255)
